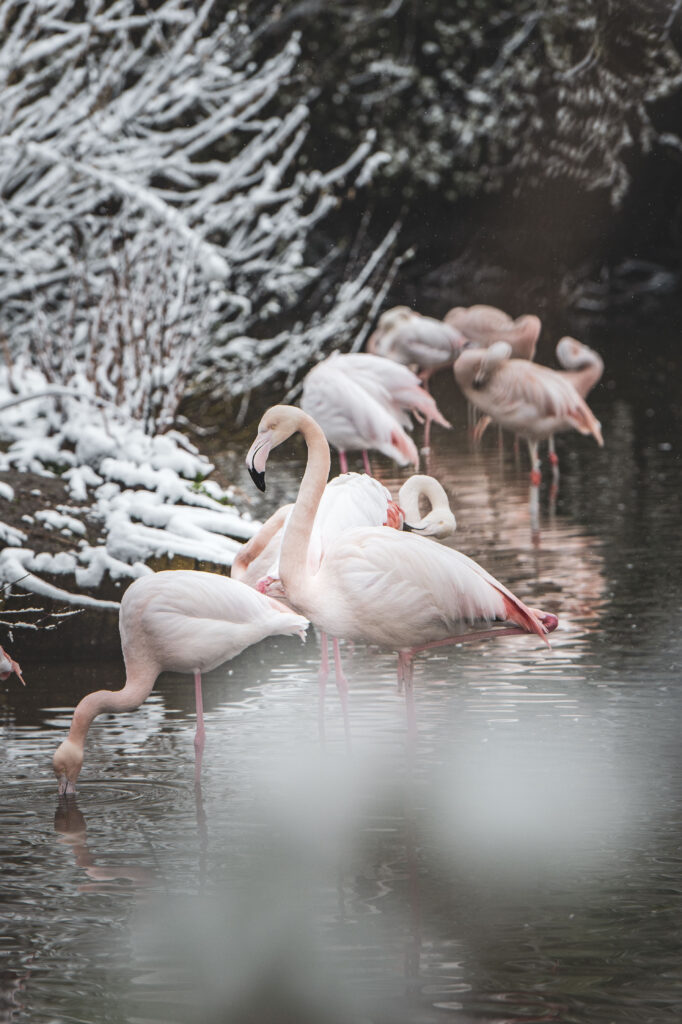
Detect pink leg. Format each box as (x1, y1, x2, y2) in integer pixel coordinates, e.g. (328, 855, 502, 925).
(398, 651, 417, 750)
(339, 450, 348, 473)
(318, 631, 329, 742)
(362, 450, 372, 476)
(548, 436, 559, 501)
(194, 669, 205, 782)
(333, 638, 351, 749)
(423, 417, 431, 452)
(528, 439, 541, 486)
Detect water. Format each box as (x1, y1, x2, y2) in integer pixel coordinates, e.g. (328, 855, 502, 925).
(2, 313, 681, 1023)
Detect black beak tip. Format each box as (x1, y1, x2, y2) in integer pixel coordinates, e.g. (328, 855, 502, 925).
(248, 465, 266, 492)
(402, 522, 414, 532)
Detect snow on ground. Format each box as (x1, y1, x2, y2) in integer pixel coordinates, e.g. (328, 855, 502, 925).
(0, 369, 259, 610)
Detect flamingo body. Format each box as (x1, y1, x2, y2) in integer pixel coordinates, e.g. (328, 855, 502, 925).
(446, 305, 541, 360)
(289, 525, 546, 650)
(301, 356, 419, 467)
(368, 306, 464, 374)
(455, 343, 603, 445)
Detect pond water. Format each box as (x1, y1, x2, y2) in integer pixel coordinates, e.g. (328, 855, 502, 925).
(1, 308, 681, 1023)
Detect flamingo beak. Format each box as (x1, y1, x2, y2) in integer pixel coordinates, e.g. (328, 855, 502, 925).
(246, 430, 273, 492)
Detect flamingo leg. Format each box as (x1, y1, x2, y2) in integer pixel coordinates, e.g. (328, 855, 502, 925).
(193, 669, 205, 782)
(473, 414, 492, 445)
(318, 631, 329, 742)
(339, 450, 348, 474)
(423, 416, 431, 453)
(332, 638, 351, 749)
(398, 650, 417, 745)
(362, 450, 373, 476)
(548, 435, 559, 505)
(528, 439, 541, 485)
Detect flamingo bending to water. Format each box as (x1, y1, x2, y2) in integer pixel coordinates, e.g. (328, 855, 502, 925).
(454, 342, 603, 484)
(52, 571, 308, 794)
(246, 406, 558, 688)
(301, 352, 449, 472)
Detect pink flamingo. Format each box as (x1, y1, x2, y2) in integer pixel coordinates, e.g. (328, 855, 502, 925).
(300, 352, 449, 472)
(52, 570, 308, 795)
(367, 306, 465, 387)
(0, 644, 24, 684)
(246, 405, 558, 691)
(454, 341, 603, 485)
(445, 304, 541, 360)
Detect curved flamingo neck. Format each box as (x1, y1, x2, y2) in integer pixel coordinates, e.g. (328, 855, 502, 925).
(399, 475, 449, 521)
(67, 668, 158, 751)
(278, 412, 330, 602)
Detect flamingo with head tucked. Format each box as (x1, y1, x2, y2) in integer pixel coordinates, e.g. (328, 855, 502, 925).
(454, 342, 603, 485)
(367, 306, 465, 386)
(52, 570, 308, 794)
(300, 352, 450, 472)
(246, 406, 558, 691)
(445, 304, 541, 361)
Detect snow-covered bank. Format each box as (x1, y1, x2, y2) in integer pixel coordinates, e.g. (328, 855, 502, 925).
(0, 371, 259, 613)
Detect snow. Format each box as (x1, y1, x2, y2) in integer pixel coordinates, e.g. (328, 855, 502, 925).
(0, 363, 260, 609)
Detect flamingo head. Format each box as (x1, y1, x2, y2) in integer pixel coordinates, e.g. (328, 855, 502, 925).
(53, 738, 83, 796)
(246, 405, 310, 492)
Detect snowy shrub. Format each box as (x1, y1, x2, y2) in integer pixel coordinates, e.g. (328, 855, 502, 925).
(0, 0, 394, 409)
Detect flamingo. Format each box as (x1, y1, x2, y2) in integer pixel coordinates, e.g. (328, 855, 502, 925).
(454, 341, 603, 485)
(245, 405, 558, 691)
(52, 570, 308, 795)
(0, 645, 24, 684)
(367, 306, 465, 387)
(445, 304, 541, 361)
(473, 336, 605, 472)
(300, 351, 449, 473)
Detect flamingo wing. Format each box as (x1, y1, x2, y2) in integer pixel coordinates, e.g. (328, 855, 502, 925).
(331, 353, 451, 429)
(323, 528, 548, 648)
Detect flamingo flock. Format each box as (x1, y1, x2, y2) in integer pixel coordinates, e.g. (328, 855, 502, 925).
(48, 297, 606, 792)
